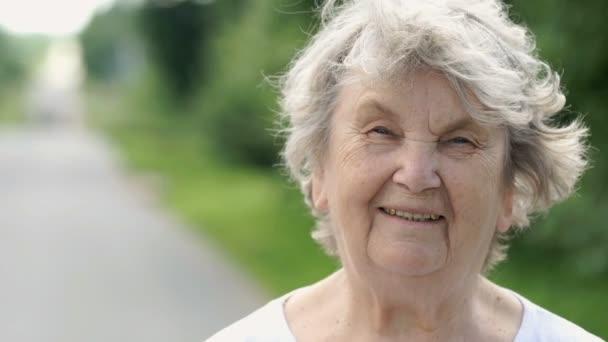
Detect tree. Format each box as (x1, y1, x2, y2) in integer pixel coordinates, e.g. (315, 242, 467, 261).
(80, 4, 141, 83)
(138, 0, 212, 101)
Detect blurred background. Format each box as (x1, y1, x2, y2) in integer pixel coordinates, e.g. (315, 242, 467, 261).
(0, 0, 606, 340)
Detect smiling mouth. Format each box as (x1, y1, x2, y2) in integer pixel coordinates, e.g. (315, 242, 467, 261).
(380, 207, 444, 222)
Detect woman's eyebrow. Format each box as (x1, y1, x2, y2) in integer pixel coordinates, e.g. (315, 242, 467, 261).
(354, 98, 486, 136)
(441, 116, 477, 132)
(355, 99, 401, 122)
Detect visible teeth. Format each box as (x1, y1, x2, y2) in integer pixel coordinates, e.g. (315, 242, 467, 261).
(383, 208, 441, 221)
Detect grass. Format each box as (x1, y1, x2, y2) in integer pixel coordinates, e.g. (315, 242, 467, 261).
(0, 84, 26, 124)
(86, 84, 607, 339)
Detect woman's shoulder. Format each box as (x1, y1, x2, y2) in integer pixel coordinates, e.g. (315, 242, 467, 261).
(205, 288, 301, 342)
(511, 291, 604, 342)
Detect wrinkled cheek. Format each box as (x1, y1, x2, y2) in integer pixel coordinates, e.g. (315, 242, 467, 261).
(448, 186, 499, 257)
(329, 152, 390, 253)
(335, 148, 389, 195)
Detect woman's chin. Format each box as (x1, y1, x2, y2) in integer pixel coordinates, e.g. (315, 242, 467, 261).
(368, 243, 448, 277)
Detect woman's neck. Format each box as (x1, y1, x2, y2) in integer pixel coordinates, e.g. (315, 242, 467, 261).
(336, 268, 483, 339)
(285, 268, 521, 342)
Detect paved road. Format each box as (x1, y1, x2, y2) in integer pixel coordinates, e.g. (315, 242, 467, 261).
(0, 124, 267, 341)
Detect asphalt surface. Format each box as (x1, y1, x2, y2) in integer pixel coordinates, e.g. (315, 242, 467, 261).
(0, 124, 267, 341)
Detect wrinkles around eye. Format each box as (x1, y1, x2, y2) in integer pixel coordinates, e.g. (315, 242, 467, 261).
(363, 126, 484, 150)
(447, 137, 473, 144)
(369, 126, 394, 136)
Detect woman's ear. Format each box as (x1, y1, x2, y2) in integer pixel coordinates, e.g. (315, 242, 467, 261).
(311, 169, 329, 213)
(496, 188, 513, 233)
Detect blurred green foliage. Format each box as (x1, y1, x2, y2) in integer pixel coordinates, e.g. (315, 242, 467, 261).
(0, 30, 48, 123)
(0, 30, 38, 89)
(81, 0, 607, 338)
(0, 34, 23, 86)
(193, 0, 316, 166)
(80, 5, 140, 82)
(503, 0, 608, 277)
(139, 1, 211, 100)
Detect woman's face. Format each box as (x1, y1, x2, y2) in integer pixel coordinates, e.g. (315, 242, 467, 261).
(313, 70, 512, 279)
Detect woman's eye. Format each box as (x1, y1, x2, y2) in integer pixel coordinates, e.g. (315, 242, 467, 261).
(447, 136, 473, 145)
(439, 136, 479, 154)
(370, 126, 393, 136)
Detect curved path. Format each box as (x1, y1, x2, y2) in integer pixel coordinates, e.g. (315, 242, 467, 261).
(0, 124, 267, 341)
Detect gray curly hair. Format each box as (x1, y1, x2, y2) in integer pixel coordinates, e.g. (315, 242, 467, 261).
(278, 0, 588, 271)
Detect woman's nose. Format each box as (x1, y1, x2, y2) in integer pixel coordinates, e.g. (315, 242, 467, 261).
(391, 140, 441, 194)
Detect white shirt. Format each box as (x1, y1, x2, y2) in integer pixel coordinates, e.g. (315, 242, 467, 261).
(206, 288, 604, 341)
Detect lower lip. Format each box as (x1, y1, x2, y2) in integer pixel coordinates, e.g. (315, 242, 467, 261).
(378, 209, 445, 228)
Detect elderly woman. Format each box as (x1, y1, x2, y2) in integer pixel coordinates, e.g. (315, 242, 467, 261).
(209, 0, 603, 341)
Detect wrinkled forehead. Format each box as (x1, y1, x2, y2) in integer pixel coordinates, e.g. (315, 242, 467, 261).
(338, 65, 506, 129)
(337, 68, 494, 132)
